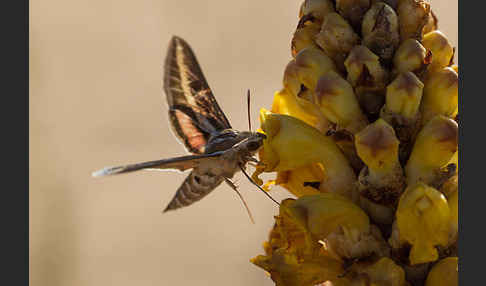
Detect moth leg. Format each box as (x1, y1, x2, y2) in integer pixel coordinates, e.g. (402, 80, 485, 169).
(239, 164, 280, 206)
(247, 156, 260, 164)
(246, 161, 259, 168)
(244, 156, 264, 168)
(224, 178, 255, 224)
(224, 177, 238, 190)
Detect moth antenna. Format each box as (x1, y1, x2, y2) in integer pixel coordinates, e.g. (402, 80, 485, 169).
(225, 178, 255, 224)
(239, 165, 280, 206)
(247, 89, 252, 132)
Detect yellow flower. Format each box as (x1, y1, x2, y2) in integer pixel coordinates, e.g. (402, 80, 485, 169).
(405, 115, 458, 187)
(422, 31, 455, 71)
(251, 193, 387, 286)
(394, 183, 450, 265)
(253, 109, 357, 200)
(255, 93, 330, 197)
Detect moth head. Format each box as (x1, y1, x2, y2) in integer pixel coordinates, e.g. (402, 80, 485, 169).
(246, 132, 267, 152)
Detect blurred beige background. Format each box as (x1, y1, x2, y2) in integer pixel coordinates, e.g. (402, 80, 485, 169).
(30, 1, 457, 285)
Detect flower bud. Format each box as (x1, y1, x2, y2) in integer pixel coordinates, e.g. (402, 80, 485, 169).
(355, 120, 399, 173)
(299, 0, 335, 25)
(283, 60, 317, 102)
(425, 257, 458, 286)
(355, 119, 405, 224)
(295, 47, 337, 91)
(393, 39, 430, 75)
(381, 72, 424, 163)
(335, 0, 370, 29)
(355, 119, 403, 187)
(395, 183, 451, 265)
(315, 71, 368, 133)
(422, 9, 438, 35)
(315, 13, 360, 71)
(422, 31, 455, 71)
(344, 45, 388, 89)
(397, 0, 431, 41)
(309, 68, 373, 162)
(384, 72, 424, 121)
(362, 2, 400, 60)
(421, 67, 458, 123)
(291, 23, 321, 57)
(344, 45, 389, 115)
(283, 60, 301, 97)
(405, 116, 458, 186)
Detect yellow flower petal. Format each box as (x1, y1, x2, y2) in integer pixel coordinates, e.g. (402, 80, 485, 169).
(271, 89, 329, 133)
(257, 109, 357, 199)
(395, 183, 450, 265)
(283, 194, 370, 240)
(281, 194, 389, 259)
(274, 163, 324, 197)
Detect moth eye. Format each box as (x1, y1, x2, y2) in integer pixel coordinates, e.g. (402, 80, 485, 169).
(247, 141, 261, 151)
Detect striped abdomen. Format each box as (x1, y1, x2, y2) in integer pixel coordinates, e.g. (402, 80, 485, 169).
(163, 169, 224, 212)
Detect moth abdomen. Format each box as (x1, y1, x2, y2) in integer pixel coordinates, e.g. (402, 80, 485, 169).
(163, 170, 224, 212)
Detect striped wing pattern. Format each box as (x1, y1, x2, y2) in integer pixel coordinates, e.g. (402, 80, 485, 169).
(164, 36, 231, 154)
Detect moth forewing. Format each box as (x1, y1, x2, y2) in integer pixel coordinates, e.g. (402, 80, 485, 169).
(164, 36, 232, 155)
(91, 152, 224, 177)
